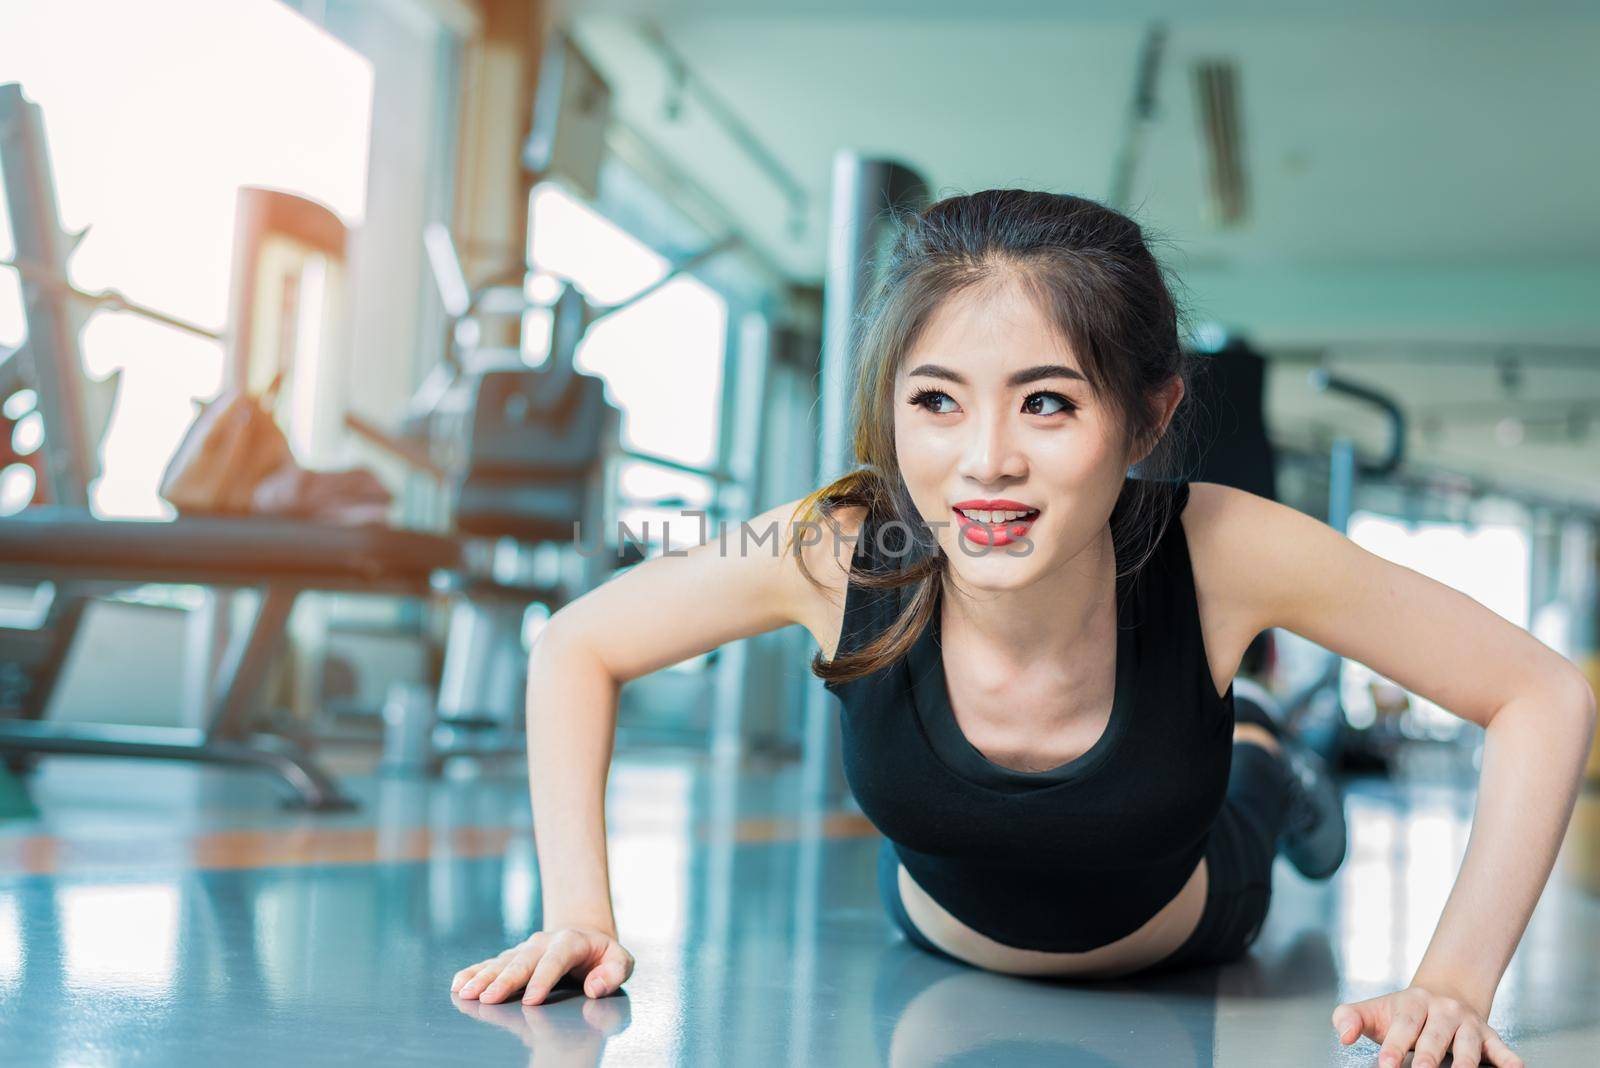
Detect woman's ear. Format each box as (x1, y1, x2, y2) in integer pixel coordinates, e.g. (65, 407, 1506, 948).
(1129, 376, 1186, 465)
(1152, 375, 1185, 440)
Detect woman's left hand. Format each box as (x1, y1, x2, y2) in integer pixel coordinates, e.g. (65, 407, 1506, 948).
(1332, 985, 1523, 1068)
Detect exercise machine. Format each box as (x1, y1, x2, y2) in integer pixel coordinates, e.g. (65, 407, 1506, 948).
(1283, 367, 1407, 771)
(352, 221, 743, 769)
(1176, 331, 1408, 772)
(0, 84, 596, 806)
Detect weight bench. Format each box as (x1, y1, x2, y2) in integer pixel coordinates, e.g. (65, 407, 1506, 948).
(0, 510, 523, 810)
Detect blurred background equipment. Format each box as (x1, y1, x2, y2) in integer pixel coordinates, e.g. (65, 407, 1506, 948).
(802, 149, 930, 805)
(0, 83, 618, 804)
(352, 225, 632, 765)
(1289, 365, 1409, 771)
(1178, 333, 1279, 502)
(0, 81, 115, 508)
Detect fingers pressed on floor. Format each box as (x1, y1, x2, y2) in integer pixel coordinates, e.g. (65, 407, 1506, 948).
(1450, 1028, 1483, 1068)
(523, 945, 579, 1005)
(1377, 1011, 1425, 1068)
(459, 962, 503, 997)
(480, 955, 537, 1003)
(1482, 1033, 1521, 1068)
(1412, 1011, 1457, 1068)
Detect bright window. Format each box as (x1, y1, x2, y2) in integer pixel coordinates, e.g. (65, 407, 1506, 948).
(1343, 511, 1531, 737)
(0, 0, 372, 518)
(527, 181, 727, 471)
(526, 182, 727, 554)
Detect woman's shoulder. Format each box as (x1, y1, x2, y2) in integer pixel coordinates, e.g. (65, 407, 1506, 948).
(1174, 480, 1277, 687)
(1177, 479, 1248, 569)
(1180, 479, 1325, 623)
(1170, 478, 1238, 589)
(790, 501, 872, 662)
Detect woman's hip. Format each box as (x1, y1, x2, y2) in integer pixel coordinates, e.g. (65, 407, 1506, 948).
(875, 838, 1210, 978)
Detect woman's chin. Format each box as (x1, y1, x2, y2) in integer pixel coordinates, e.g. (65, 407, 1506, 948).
(945, 539, 1044, 589)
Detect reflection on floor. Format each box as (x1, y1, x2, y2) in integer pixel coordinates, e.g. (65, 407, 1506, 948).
(2, 742, 1599, 1066)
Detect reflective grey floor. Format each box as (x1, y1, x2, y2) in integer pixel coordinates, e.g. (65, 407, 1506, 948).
(3, 742, 1600, 1066)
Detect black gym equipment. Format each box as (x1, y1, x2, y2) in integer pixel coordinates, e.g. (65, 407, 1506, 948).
(1289, 366, 1407, 772)
(1178, 334, 1282, 686)
(1180, 334, 1279, 503)
(1177, 330, 1409, 772)
(351, 221, 738, 766)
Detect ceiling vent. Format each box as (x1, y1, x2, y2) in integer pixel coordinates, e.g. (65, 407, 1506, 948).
(1193, 60, 1249, 228)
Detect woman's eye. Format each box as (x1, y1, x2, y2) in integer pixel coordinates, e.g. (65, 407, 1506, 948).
(1024, 391, 1075, 416)
(909, 388, 956, 414)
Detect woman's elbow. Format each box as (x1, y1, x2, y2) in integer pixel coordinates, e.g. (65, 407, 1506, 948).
(1541, 670, 1598, 764)
(1569, 671, 1598, 745)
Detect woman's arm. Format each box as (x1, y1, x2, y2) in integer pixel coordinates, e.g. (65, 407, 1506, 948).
(1187, 482, 1595, 1068)
(529, 497, 853, 925)
(1409, 679, 1594, 1012)
(524, 624, 625, 935)
(1331, 678, 1591, 1068)
(454, 496, 854, 1005)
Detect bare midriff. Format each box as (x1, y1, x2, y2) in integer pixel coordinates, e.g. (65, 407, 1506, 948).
(896, 853, 1208, 978)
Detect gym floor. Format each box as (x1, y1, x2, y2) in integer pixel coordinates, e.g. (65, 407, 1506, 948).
(3, 744, 1599, 1066)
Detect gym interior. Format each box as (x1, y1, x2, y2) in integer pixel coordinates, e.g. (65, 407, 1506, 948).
(2, 2, 1599, 1065)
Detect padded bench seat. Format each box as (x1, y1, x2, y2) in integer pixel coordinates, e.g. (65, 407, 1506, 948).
(0, 508, 539, 810)
(0, 509, 464, 593)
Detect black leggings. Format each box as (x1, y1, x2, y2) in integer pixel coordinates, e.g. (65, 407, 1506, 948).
(876, 739, 1296, 974)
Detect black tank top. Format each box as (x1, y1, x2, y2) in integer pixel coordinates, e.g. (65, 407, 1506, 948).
(823, 477, 1236, 952)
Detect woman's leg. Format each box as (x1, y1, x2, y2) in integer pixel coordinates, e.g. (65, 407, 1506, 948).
(1240, 684, 1350, 881)
(1145, 703, 1297, 974)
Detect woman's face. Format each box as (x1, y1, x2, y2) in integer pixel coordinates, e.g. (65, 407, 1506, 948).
(892, 278, 1134, 591)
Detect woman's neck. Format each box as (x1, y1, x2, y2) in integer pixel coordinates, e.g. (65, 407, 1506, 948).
(940, 523, 1119, 677)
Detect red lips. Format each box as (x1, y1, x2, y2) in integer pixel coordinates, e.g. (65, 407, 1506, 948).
(951, 502, 1039, 548)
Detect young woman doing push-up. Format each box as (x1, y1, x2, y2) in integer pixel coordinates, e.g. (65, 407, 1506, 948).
(454, 190, 1593, 1068)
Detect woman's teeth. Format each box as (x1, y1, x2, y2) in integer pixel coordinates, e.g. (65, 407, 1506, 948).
(957, 508, 1037, 524)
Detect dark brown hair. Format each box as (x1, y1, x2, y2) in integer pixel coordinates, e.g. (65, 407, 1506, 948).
(788, 188, 1205, 686)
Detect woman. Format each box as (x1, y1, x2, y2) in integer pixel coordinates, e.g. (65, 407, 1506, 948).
(452, 190, 1591, 1068)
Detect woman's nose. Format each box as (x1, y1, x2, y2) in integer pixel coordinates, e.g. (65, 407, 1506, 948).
(957, 413, 1026, 484)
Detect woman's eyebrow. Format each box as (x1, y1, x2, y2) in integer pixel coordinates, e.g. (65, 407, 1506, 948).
(906, 363, 1087, 387)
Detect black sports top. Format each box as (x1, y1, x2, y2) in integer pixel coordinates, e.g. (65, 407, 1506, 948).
(823, 477, 1236, 953)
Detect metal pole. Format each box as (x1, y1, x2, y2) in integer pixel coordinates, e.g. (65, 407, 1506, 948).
(0, 83, 91, 506)
(804, 151, 929, 807)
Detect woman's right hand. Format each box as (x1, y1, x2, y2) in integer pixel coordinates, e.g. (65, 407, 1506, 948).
(451, 926, 636, 1006)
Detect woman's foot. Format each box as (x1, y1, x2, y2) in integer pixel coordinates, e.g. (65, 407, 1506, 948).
(1276, 740, 1348, 880)
(1233, 680, 1348, 881)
